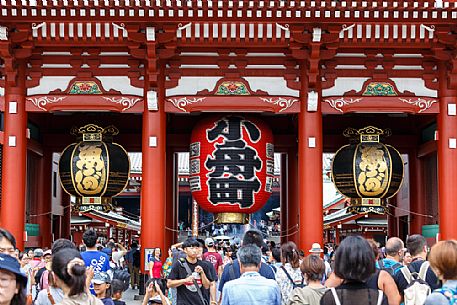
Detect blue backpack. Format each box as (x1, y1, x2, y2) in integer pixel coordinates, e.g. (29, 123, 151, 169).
(434, 288, 457, 305)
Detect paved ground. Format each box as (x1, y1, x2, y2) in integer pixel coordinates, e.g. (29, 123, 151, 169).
(121, 287, 144, 305)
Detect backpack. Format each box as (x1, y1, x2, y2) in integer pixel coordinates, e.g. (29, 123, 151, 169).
(132, 249, 141, 268)
(400, 261, 431, 305)
(331, 287, 384, 305)
(112, 268, 131, 292)
(434, 287, 457, 305)
(378, 259, 403, 276)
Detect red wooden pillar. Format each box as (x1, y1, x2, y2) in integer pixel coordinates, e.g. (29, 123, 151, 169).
(61, 191, 71, 239)
(165, 150, 175, 251)
(388, 197, 398, 237)
(36, 149, 53, 248)
(140, 77, 166, 273)
(287, 148, 299, 245)
(298, 75, 324, 252)
(437, 65, 457, 240)
(409, 150, 426, 235)
(280, 153, 287, 244)
(0, 61, 27, 250)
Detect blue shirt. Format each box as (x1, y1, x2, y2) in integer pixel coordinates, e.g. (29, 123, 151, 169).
(81, 250, 110, 294)
(221, 271, 281, 305)
(218, 259, 275, 292)
(424, 280, 457, 305)
(378, 258, 402, 275)
(81, 250, 110, 273)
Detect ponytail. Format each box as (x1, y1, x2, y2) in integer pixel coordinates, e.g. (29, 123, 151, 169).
(52, 248, 87, 296)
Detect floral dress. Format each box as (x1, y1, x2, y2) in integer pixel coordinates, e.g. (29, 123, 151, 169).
(275, 263, 305, 305)
(162, 256, 173, 278)
(162, 257, 174, 302)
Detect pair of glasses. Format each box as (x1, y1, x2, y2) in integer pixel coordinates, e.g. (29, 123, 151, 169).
(0, 247, 15, 254)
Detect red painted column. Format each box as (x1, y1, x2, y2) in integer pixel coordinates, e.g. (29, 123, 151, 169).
(0, 61, 27, 250)
(61, 191, 71, 239)
(287, 148, 299, 245)
(140, 75, 166, 273)
(437, 65, 457, 240)
(298, 73, 324, 252)
(35, 149, 53, 248)
(165, 150, 175, 251)
(409, 150, 426, 235)
(280, 153, 287, 244)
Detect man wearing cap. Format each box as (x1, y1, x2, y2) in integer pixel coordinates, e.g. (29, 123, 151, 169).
(203, 238, 223, 278)
(309, 243, 332, 282)
(0, 252, 28, 305)
(26, 248, 47, 300)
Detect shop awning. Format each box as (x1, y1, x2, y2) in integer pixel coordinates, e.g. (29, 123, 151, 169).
(81, 210, 141, 232)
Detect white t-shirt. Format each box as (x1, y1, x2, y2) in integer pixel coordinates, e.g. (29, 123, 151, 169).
(112, 251, 126, 267)
(35, 287, 64, 305)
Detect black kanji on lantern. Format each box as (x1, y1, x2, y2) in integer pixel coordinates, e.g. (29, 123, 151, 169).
(205, 117, 262, 208)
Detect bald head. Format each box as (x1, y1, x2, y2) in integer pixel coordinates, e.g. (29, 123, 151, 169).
(385, 237, 404, 257)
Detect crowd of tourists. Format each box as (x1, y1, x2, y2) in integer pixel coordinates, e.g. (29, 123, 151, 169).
(1, 226, 457, 305)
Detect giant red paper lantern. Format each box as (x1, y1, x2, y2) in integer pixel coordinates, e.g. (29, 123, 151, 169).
(189, 116, 274, 223)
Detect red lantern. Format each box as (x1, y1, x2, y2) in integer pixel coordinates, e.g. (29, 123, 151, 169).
(190, 116, 274, 223)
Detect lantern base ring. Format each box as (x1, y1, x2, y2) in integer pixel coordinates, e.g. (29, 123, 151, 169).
(215, 213, 249, 224)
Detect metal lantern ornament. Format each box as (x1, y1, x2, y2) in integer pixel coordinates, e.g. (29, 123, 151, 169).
(331, 126, 404, 214)
(59, 124, 130, 212)
(189, 116, 274, 224)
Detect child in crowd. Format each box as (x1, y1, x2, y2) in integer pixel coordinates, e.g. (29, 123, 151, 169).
(111, 279, 126, 305)
(142, 279, 170, 305)
(92, 272, 114, 305)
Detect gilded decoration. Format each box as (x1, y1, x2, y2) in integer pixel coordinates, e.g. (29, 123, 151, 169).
(331, 126, 404, 215)
(357, 145, 389, 197)
(362, 82, 398, 96)
(259, 97, 298, 112)
(74, 143, 107, 195)
(215, 81, 250, 95)
(59, 124, 130, 213)
(69, 81, 102, 94)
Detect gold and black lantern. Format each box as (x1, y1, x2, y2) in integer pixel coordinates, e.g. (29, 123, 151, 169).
(59, 124, 130, 212)
(331, 126, 404, 214)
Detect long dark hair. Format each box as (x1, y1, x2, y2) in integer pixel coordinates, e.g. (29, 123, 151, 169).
(10, 275, 26, 305)
(334, 236, 375, 282)
(52, 248, 87, 296)
(281, 241, 300, 269)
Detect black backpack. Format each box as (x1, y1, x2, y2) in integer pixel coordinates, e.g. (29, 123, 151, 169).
(378, 259, 402, 277)
(132, 249, 141, 268)
(112, 268, 131, 291)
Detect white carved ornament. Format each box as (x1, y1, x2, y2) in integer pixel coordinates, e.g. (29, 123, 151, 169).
(167, 97, 206, 112)
(307, 91, 318, 112)
(147, 90, 158, 110)
(324, 97, 363, 113)
(398, 98, 437, 113)
(0, 26, 7, 40)
(27, 96, 66, 111)
(102, 96, 141, 111)
(259, 97, 298, 112)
